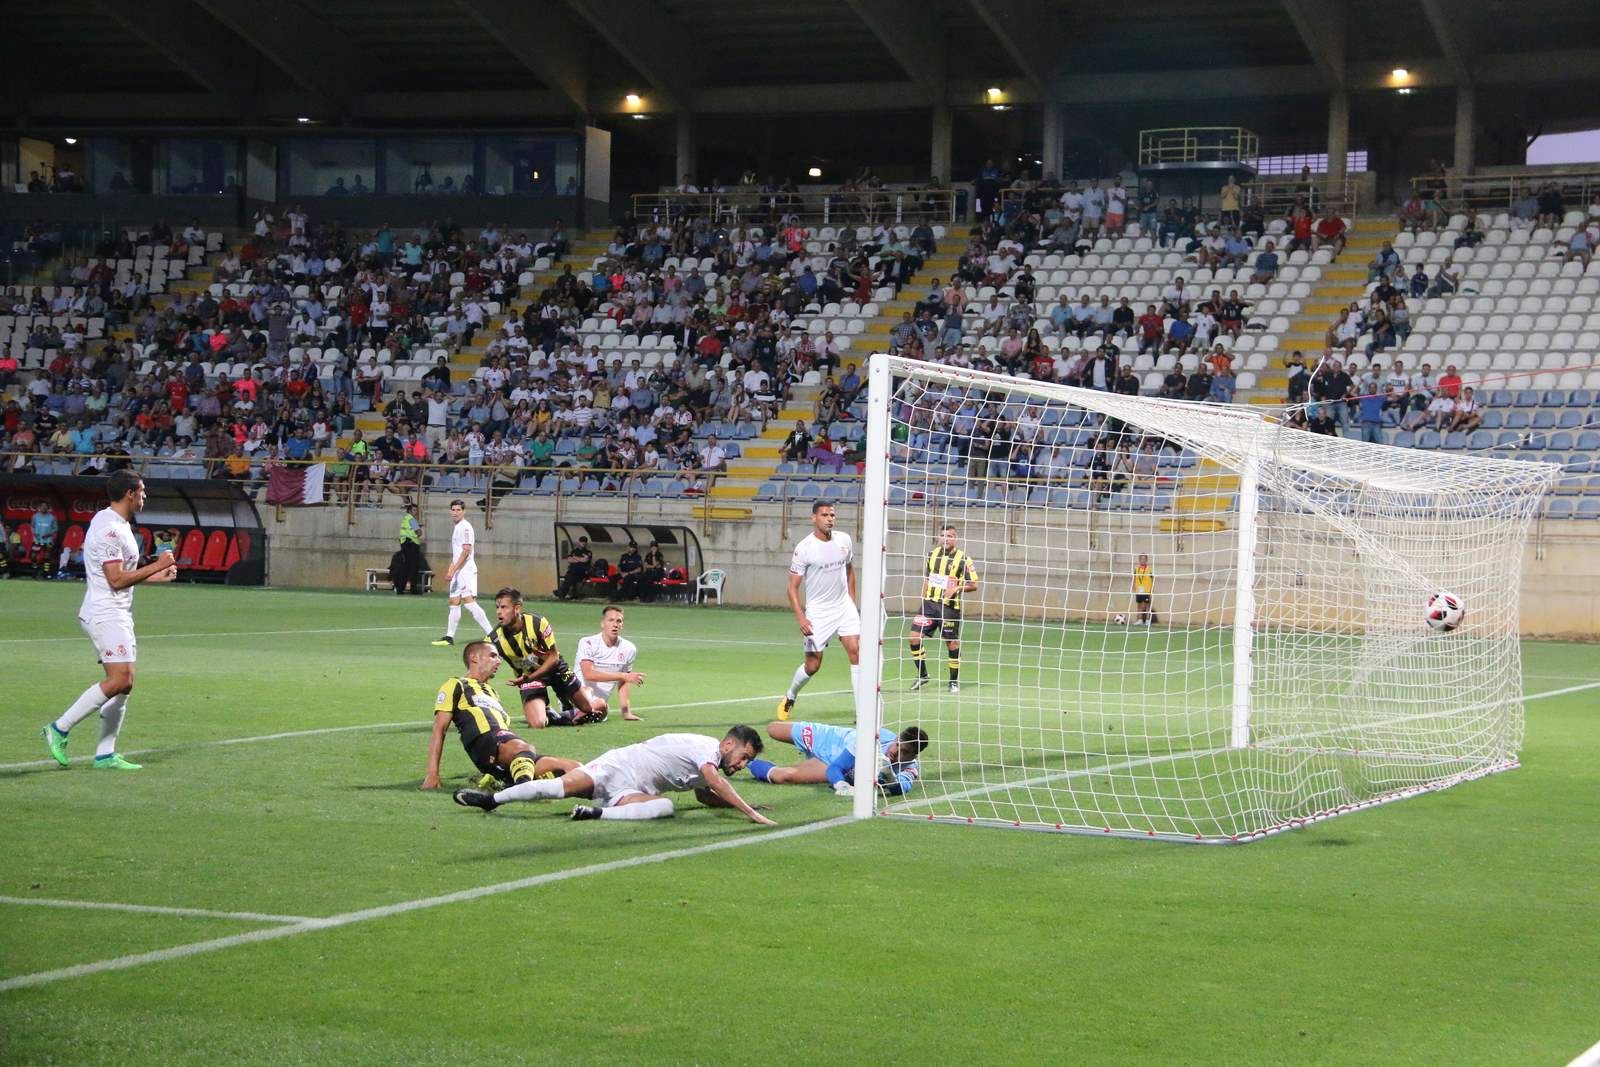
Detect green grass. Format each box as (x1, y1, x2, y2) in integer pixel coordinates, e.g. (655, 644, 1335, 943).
(0, 582, 1596, 1065)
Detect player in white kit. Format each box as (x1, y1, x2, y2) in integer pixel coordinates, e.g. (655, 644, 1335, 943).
(777, 500, 859, 722)
(432, 499, 494, 646)
(574, 604, 645, 721)
(452, 726, 774, 825)
(41, 471, 178, 770)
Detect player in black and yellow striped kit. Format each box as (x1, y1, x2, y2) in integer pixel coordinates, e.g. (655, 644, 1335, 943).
(419, 640, 578, 791)
(490, 586, 601, 728)
(909, 526, 980, 693)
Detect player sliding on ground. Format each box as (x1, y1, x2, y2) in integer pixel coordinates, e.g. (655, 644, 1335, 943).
(909, 525, 979, 693)
(420, 641, 579, 791)
(778, 500, 859, 722)
(432, 499, 494, 647)
(749, 721, 928, 797)
(488, 587, 603, 728)
(41, 470, 178, 771)
(453, 726, 775, 825)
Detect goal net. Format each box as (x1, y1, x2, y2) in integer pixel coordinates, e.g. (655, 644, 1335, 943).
(851, 354, 1559, 842)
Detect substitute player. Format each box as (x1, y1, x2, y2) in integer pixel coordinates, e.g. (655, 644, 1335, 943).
(488, 587, 601, 728)
(778, 500, 858, 722)
(909, 525, 979, 693)
(575, 604, 645, 721)
(41, 470, 177, 770)
(1133, 553, 1157, 626)
(452, 726, 775, 825)
(432, 499, 494, 646)
(749, 720, 927, 797)
(419, 641, 579, 790)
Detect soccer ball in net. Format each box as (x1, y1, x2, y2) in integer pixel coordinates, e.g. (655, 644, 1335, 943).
(1113, 613, 1127, 625)
(1425, 591, 1465, 632)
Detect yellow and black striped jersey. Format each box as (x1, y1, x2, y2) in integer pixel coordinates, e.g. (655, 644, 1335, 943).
(1134, 564, 1154, 595)
(923, 547, 979, 610)
(489, 612, 559, 674)
(433, 676, 512, 750)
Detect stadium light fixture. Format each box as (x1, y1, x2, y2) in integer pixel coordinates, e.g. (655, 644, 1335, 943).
(807, 166, 823, 178)
(1391, 67, 1409, 81)
(1397, 87, 1413, 95)
(986, 86, 1003, 100)
(63, 137, 77, 145)
(296, 116, 312, 124)
(991, 105, 1011, 112)
(625, 93, 642, 108)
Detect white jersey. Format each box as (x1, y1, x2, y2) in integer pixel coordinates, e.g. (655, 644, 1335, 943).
(451, 518, 478, 574)
(588, 733, 721, 798)
(575, 633, 638, 700)
(789, 531, 853, 612)
(80, 507, 141, 620)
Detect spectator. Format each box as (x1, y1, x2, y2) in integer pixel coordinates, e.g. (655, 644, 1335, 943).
(1366, 240, 1401, 283)
(1447, 387, 1482, 433)
(1355, 388, 1385, 444)
(1313, 210, 1347, 255)
(1250, 240, 1279, 284)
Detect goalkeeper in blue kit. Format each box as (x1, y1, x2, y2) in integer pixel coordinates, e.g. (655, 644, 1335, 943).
(748, 720, 928, 797)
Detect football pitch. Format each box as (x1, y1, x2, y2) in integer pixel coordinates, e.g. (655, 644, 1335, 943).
(0, 583, 1596, 1066)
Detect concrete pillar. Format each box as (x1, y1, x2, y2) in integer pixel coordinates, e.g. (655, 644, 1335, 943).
(930, 102, 952, 184)
(1453, 84, 1476, 176)
(1040, 100, 1062, 182)
(676, 111, 696, 185)
(1326, 89, 1350, 183)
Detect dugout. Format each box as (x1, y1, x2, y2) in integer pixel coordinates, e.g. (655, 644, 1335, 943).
(0, 473, 266, 585)
(552, 521, 703, 601)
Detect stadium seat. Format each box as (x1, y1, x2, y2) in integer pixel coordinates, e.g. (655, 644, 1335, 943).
(200, 530, 229, 571)
(177, 529, 205, 566)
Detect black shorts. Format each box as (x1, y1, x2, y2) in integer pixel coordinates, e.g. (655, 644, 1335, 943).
(519, 661, 583, 706)
(913, 599, 961, 641)
(1135, 594, 1151, 606)
(465, 729, 523, 779)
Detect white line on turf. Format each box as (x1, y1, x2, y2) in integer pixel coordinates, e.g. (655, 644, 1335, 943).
(0, 690, 851, 771)
(0, 816, 855, 993)
(1566, 1036, 1600, 1067)
(0, 896, 312, 924)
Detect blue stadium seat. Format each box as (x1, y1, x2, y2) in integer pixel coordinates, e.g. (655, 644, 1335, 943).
(1566, 390, 1594, 408)
(1559, 410, 1586, 429)
(1549, 431, 1574, 450)
(1479, 410, 1503, 429)
(1415, 429, 1440, 449)
(756, 482, 782, 501)
(1553, 474, 1585, 495)
(1515, 389, 1540, 407)
(1443, 431, 1467, 450)
(1393, 430, 1416, 448)
(1542, 389, 1566, 408)
(1545, 498, 1576, 519)
(1488, 390, 1513, 408)
(1577, 431, 1600, 451)
(1504, 411, 1530, 430)
(1467, 430, 1495, 450)
(1577, 498, 1600, 520)
(1531, 411, 1556, 430)
(1027, 486, 1050, 505)
(1495, 432, 1522, 448)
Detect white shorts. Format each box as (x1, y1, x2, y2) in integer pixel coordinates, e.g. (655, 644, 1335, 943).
(581, 752, 653, 807)
(81, 613, 136, 664)
(804, 602, 861, 654)
(448, 567, 478, 600)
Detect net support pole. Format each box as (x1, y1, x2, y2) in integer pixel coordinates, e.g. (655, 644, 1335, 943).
(852, 352, 892, 821)
(1230, 454, 1261, 749)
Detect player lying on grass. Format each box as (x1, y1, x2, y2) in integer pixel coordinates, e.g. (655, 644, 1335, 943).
(452, 726, 776, 826)
(488, 587, 604, 728)
(748, 721, 928, 797)
(420, 641, 580, 791)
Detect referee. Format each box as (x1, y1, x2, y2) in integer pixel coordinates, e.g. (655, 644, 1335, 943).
(909, 525, 979, 693)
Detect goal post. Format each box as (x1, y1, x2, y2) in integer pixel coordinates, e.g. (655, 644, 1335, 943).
(853, 352, 1559, 842)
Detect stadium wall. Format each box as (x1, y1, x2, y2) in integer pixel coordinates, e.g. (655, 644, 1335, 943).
(269, 502, 1600, 638)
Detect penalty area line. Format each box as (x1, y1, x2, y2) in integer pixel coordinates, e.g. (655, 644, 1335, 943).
(0, 690, 851, 772)
(0, 895, 312, 924)
(0, 816, 855, 994)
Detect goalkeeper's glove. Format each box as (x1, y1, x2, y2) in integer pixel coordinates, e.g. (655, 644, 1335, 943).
(832, 779, 854, 797)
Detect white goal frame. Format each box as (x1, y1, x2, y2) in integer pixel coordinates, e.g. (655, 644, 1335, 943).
(851, 352, 1559, 840)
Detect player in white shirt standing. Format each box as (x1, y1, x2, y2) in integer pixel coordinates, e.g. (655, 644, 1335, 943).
(777, 500, 859, 722)
(431, 499, 494, 646)
(453, 726, 774, 825)
(41, 471, 178, 770)
(575, 604, 645, 721)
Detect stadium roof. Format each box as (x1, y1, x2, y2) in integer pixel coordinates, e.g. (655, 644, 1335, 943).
(6, 0, 1600, 129)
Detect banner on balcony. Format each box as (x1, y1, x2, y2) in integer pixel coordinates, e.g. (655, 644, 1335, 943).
(265, 463, 326, 505)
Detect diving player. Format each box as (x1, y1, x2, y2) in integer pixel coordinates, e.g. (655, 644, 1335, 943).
(748, 720, 928, 797)
(488, 587, 601, 728)
(909, 525, 979, 693)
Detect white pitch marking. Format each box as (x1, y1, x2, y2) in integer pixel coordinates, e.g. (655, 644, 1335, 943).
(0, 896, 311, 924)
(0, 816, 855, 993)
(0, 690, 852, 772)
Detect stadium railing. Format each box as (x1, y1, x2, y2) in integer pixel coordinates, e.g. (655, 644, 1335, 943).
(996, 176, 1357, 222)
(630, 188, 959, 226)
(1413, 167, 1600, 215)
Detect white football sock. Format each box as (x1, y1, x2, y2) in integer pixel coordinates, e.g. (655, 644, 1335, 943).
(446, 604, 462, 638)
(493, 778, 565, 803)
(54, 682, 110, 735)
(96, 695, 128, 757)
(463, 601, 492, 635)
(786, 664, 813, 701)
(599, 798, 674, 820)
(850, 663, 861, 699)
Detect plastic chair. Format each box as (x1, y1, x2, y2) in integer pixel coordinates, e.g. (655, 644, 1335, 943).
(695, 568, 727, 605)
